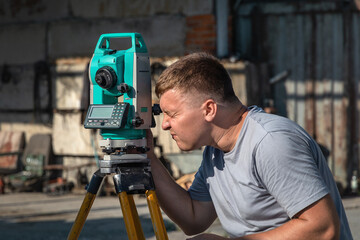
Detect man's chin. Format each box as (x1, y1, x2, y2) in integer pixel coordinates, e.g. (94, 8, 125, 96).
(176, 142, 196, 152)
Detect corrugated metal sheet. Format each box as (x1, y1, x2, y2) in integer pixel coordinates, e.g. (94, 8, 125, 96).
(235, 2, 360, 191)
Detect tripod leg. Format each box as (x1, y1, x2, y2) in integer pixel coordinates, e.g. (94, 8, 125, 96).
(114, 171, 145, 239)
(146, 190, 169, 240)
(118, 191, 145, 240)
(67, 170, 105, 240)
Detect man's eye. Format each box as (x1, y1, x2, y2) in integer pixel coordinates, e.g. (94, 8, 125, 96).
(164, 112, 174, 118)
(166, 112, 174, 118)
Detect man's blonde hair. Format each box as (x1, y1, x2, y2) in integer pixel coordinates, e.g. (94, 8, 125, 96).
(155, 52, 238, 103)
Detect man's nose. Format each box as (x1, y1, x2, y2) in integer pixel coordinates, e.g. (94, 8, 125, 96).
(162, 116, 170, 130)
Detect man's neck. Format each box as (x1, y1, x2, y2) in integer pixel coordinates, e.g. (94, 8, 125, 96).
(211, 104, 249, 153)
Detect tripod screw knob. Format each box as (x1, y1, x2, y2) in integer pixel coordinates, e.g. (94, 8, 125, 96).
(132, 117, 144, 127)
(117, 83, 130, 93)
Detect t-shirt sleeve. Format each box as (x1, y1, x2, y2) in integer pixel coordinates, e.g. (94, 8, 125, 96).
(188, 160, 212, 202)
(254, 132, 329, 218)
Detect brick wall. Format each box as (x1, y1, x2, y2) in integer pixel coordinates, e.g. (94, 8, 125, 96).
(185, 14, 234, 56)
(186, 14, 217, 54)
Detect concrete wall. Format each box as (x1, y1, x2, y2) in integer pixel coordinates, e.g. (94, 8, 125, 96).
(0, 0, 222, 184)
(0, 0, 213, 65)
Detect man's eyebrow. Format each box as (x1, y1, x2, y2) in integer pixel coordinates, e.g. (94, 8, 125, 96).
(162, 109, 171, 115)
(163, 109, 175, 116)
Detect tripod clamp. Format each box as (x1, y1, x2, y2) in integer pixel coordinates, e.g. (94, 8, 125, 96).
(101, 154, 155, 194)
(98, 138, 155, 194)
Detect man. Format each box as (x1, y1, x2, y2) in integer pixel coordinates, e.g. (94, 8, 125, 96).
(147, 52, 353, 239)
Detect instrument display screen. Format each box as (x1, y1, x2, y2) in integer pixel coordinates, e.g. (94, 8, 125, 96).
(89, 106, 114, 118)
(84, 103, 129, 129)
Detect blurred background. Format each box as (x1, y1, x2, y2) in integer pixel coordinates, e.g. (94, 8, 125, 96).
(0, 0, 360, 238)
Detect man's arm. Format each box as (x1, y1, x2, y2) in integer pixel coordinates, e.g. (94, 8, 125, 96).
(188, 194, 340, 240)
(147, 131, 217, 235)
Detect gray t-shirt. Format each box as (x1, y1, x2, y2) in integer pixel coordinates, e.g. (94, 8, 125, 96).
(188, 106, 352, 239)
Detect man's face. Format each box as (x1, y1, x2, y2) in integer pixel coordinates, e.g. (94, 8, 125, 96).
(159, 89, 209, 151)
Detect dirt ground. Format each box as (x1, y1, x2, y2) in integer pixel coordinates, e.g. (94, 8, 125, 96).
(0, 191, 359, 239)
(0, 191, 225, 240)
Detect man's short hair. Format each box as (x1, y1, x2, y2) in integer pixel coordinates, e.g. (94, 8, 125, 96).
(155, 52, 238, 103)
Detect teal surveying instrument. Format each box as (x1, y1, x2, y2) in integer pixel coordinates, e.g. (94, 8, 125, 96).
(67, 33, 168, 240)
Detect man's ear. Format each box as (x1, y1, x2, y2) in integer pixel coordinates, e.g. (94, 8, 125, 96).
(202, 99, 217, 122)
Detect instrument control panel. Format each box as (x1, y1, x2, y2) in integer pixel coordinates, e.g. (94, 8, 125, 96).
(84, 103, 129, 129)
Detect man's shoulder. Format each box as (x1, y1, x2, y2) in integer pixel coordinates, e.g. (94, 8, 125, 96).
(246, 107, 299, 134)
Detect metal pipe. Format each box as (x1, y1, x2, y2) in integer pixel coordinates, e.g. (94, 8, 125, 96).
(216, 0, 229, 58)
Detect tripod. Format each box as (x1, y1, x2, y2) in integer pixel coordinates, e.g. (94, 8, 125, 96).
(67, 151, 169, 240)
